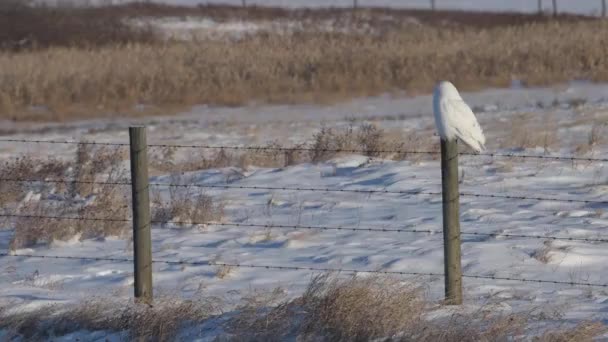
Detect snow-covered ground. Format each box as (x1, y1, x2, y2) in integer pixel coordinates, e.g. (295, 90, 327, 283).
(37, 0, 607, 15)
(3, 82, 608, 339)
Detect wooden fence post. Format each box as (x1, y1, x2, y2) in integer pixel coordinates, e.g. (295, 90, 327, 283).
(552, 0, 557, 16)
(440, 139, 463, 305)
(129, 126, 153, 304)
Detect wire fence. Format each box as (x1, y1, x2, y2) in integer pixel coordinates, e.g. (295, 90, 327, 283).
(2, 251, 608, 288)
(3, 138, 608, 162)
(2, 135, 608, 301)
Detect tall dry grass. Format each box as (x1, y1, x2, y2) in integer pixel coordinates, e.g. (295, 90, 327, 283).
(2, 18, 608, 121)
(1, 275, 605, 341)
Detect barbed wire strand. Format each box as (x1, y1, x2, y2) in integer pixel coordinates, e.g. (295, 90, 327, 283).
(3, 213, 608, 244)
(2, 178, 606, 205)
(0, 178, 130, 187)
(0, 139, 128, 147)
(1, 138, 607, 163)
(1, 252, 607, 288)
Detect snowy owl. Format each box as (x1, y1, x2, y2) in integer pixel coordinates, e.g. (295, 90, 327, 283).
(433, 81, 486, 153)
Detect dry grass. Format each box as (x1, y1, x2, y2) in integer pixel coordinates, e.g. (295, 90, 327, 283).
(151, 185, 224, 226)
(0, 275, 605, 340)
(149, 123, 435, 174)
(224, 274, 607, 341)
(2, 15, 608, 121)
(5, 145, 131, 250)
(0, 155, 71, 211)
(0, 295, 222, 341)
(508, 113, 559, 151)
(537, 322, 608, 341)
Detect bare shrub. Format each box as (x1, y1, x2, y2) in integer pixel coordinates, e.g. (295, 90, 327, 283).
(0, 156, 70, 207)
(71, 143, 127, 197)
(75, 184, 131, 240)
(9, 200, 73, 250)
(8, 144, 130, 249)
(151, 186, 224, 226)
(310, 123, 387, 163)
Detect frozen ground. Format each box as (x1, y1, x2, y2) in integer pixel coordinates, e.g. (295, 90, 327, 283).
(3, 82, 608, 339)
(36, 0, 607, 16)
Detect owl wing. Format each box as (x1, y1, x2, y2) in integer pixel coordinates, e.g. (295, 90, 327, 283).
(442, 98, 486, 153)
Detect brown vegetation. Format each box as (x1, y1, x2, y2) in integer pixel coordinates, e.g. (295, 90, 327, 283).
(0, 3, 605, 121)
(3, 145, 131, 250)
(2, 275, 603, 341)
(151, 185, 225, 226)
(148, 123, 438, 173)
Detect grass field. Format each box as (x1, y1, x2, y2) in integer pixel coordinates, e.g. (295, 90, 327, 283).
(1, 3, 606, 121)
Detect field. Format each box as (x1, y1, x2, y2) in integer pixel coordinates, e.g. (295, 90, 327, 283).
(1, 3, 607, 121)
(3, 2, 608, 341)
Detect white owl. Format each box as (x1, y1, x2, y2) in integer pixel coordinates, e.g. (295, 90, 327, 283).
(433, 81, 486, 153)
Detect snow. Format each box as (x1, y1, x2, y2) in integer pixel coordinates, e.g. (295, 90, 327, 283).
(3, 82, 608, 338)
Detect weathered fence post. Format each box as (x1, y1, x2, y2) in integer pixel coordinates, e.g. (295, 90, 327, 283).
(440, 139, 463, 305)
(552, 0, 557, 16)
(129, 126, 153, 304)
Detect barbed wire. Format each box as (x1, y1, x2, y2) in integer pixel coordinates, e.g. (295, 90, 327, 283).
(2, 138, 608, 163)
(0, 178, 131, 187)
(459, 192, 608, 205)
(150, 182, 441, 196)
(3, 178, 605, 205)
(3, 213, 608, 244)
(0, 213, 130, 223)
(0, 138, 128, 147)
(1, 252, 607, 288)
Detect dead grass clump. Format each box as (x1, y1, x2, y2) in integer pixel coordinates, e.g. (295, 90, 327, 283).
(0, 156, 70, 206)
(536, 322, 608, 341)
(75, 184, 131, 240)
(226, 274, 426, 341)
(310, 123, 404, 162)
(9, 200, 73, 250)
(508, 114, 559, 151)
(532, 240, 554, 264)
(576, 121, 608, 154)
(8, 144, 130, 249)
(0, 295, 221, 341)
(225, 275, 606, 341)
(70, 143, 127, 197)
(151, 186, 224, 226)
(297, 275, 425, 341)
